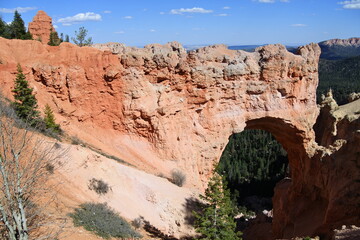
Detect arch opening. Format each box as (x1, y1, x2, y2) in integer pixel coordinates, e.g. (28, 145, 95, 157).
(217, 117, 305, 238)
(217, 129, 288, 212)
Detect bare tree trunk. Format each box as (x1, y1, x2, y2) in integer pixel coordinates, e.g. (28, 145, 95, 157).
(0, 98, 65, 239)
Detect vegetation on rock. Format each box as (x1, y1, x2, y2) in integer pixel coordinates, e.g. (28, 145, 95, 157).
(88, 178, 110, 195)
(0, 97, 63, 240)
(43, 104, 60, 132)
(69, 202, 142, 239)
(48, 31, 61, 46)
(12, 64, 40, 125)
(171, 169, 186, 187)
(72, 27, 93, 47)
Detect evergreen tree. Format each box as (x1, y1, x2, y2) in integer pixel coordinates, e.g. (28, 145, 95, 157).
(43, 104, 60, 132)
(48, 31, 61, 46)
(194, 172, 241, 240)
(22, 31, 33, 40)
(12, 64, 39, 124)
(65, 34, 70, 42)
(9, 10, 31, 39)
(0, 17, 10, 38)
(72, 27, 93, 46)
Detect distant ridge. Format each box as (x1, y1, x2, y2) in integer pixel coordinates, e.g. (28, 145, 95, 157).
(184, 37, 360, 58)
(319, 37, 360, 60)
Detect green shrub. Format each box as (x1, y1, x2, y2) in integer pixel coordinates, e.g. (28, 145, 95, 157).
(171, 169, 186, 187)
(69, 203, 142, 239)
(88, 178, 110, 195)
(43, 104, 61, 133)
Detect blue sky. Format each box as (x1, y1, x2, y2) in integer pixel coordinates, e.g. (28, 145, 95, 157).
(1, 0, 359, 47)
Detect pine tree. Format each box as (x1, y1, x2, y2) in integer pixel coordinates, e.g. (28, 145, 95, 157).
(9, 10, 31, 39)
(43, 104, 60, 132)
(48, 31, 61, 46)
(0, 17, 10, 38)
(194, 172, 241, 240)
(72, 27, 93, 46)
(12, 64, 39, 124)
(65, 34, 70, 42)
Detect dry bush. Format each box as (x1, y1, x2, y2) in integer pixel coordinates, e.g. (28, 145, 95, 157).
(171, 169, 186, 187)
(88, 178, 111, 195)
(0, 98, 66, 240)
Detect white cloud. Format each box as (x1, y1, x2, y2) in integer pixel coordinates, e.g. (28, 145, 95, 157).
(257, 0, 275, 3)
(123, 16, 133, 19)
(103, 10, 111, 14)
(170, 7, 213, 15)
(223, 6, 231, 9)
(291, 23, 307, 27)
(114, 31, 125, 34)
(149, 29, 156, 32)
(338, 0, 360, 9)
(57, 12, 102, 25)
(0, 7, 37, 13)
(254, 0, 289, 2)
(216, 13, 229, 17)
(53, 25, 58, 29)
(160, 12, 165, 15)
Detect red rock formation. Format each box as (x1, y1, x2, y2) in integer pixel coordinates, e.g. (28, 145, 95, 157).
(0, 37, 358, 239)
(28, 10, 55, 44)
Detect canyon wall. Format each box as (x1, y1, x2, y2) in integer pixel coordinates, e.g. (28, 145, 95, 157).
(0, 37, 358, 238)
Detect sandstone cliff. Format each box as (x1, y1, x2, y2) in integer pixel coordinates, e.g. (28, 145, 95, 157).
(273, 93, 360, 239)
(0, 37, 358, 239)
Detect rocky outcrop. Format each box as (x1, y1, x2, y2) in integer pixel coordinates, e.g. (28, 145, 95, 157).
(0, 37, 358, 239)
(273, 95, 360, 239)
(28, 10, 55, 44)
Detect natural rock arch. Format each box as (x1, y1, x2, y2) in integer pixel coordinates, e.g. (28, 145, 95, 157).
(0, 37, 358, 238)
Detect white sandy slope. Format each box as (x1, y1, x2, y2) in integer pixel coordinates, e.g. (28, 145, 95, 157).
(52, 143, 199, 239)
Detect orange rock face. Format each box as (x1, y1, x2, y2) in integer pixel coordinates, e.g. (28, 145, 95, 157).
(28, 10, 55, 44)
(0, 37, 358, 239)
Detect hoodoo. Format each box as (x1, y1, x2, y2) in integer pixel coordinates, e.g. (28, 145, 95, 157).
(28, 10, 55, 44)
